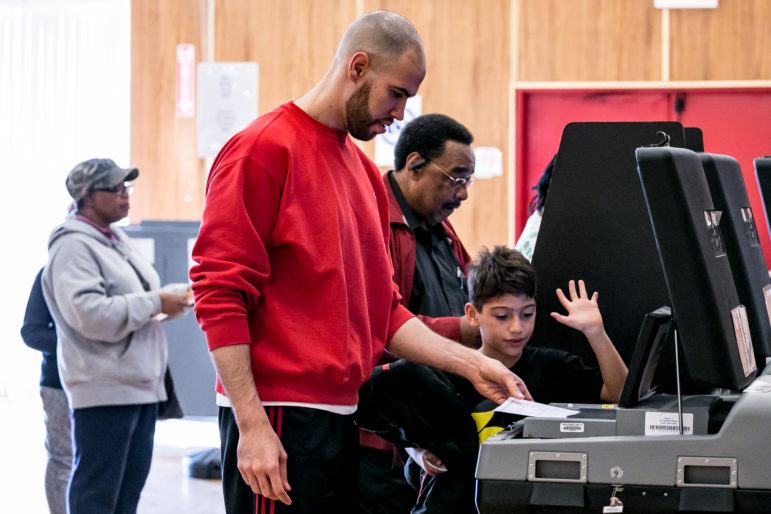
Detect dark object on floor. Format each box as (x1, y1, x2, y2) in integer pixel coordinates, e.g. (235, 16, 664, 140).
(184, 448, 221, 479)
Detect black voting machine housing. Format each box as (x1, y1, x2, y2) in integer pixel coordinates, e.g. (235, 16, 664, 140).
(475, 123, 771, 514)
(636, 146, 758, 390)
(617, 305, 672, 408)
(529, 122, 765, 395)
(699, 152, 771, 370)
(529, 122, 693, 394)
(754, 156, 771, 241)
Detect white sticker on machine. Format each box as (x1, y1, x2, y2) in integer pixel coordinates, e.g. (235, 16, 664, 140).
(763, 284, 771, 329)
(644, 412, 693, 436)
(731, 304, 757, 376)
(560, 422, 585, 433)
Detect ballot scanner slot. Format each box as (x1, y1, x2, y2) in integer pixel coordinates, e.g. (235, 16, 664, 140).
(676, 456, 737, 489)
(536, 460, 580, 480)
(528, 451, 587, 483)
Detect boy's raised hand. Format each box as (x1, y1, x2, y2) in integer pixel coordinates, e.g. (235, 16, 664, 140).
(550, 280, 604, 337)
(550, 280, 628, 403)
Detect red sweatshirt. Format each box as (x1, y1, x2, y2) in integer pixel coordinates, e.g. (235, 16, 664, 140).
(190, 102, 414, 406)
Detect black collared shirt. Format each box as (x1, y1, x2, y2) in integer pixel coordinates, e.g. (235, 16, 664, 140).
(389, 172, 468, 317)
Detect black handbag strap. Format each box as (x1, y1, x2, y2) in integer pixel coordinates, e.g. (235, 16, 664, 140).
(125, 257, 151, 292)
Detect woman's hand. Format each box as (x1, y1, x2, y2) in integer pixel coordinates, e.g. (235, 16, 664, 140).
(159, 292, 188, 317)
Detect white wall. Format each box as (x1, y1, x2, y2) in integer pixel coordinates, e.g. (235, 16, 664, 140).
(0, 0, 130, 400)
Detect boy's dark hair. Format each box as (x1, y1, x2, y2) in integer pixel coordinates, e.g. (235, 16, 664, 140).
(393, 113, 473, 171)
(467, 246, 536, 310)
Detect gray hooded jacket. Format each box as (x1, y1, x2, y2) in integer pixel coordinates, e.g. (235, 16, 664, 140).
(42, 217, 167, 409)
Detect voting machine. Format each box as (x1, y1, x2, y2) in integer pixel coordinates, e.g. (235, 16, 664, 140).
(476, 127, 771, 513)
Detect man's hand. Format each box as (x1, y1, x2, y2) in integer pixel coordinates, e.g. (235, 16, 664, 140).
(422, 450, 447, 475)
(407, 448, 448, 476)
(236, 416, 292, 505)
(388, 317, 532, 404)
(469, 354, 532, 404)
(209, 345, 293, 505)
(550, 280, 604, 338)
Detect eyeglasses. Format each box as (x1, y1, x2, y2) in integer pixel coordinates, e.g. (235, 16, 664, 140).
(91, 182, 134, 195)
(428, 160, 475, 189)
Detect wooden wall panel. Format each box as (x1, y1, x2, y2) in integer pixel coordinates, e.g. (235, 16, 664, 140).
(129, 0, 771, 233)
(214, 0, 358, 116)
(518, 0, 661, 81)
(670, 0, 771, 80)
(130, 0, 206, 223)
(364, 0, 512, 253)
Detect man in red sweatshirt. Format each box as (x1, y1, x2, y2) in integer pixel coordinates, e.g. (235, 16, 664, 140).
(190, 10, 530, 514)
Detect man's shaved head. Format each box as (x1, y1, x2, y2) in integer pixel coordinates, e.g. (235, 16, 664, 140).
(296, 10, 424, 137)
(335, 10, 424, 70)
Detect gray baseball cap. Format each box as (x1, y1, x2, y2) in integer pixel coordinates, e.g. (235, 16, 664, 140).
(66, 158, 139, 201)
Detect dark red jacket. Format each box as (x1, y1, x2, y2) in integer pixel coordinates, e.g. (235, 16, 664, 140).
(383, 172, 472, 343)
(360, 173, 473, 451)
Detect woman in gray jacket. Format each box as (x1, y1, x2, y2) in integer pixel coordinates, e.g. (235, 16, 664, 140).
(42, 158, 189, 514)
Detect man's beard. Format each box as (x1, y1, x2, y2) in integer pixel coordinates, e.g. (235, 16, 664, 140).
(345, 81, 377, 141)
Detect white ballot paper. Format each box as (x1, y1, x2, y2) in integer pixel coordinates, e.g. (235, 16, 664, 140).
(494, 398, 579, 418)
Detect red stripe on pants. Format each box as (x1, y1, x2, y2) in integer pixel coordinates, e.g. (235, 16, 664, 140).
(256, 406, 282, 514)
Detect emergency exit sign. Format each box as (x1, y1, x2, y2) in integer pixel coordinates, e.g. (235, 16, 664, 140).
(176, 44, 195, 118)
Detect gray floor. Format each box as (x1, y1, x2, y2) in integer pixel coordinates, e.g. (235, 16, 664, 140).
(0, 399, 224, 513)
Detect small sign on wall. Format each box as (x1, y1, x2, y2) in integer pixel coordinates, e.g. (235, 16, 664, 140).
(197, 62, 259, 158)
(473, 147, 503, 179)
(374, 95, 422, 167)
(176, 44, 195, 118)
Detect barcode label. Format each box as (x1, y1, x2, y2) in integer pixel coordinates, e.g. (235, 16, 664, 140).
(560, 422, 585, 433)
(644, 412, 693, 435)
(649, 424, 681, 432)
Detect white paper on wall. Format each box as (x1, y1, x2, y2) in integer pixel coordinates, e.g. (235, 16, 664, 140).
(197, 62, 259, 158)
(374, 95, 422, 167)
(474, 146, 503, 179)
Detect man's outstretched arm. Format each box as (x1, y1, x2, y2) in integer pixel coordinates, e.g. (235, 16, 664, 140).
(387, 317, 532, 403)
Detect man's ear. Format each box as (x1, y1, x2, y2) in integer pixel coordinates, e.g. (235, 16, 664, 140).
(465, 302, 481, 327)
(348, 52, 369, 82)
(405, 152, 424, 175)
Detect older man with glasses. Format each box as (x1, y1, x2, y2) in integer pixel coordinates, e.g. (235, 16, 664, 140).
(385, 113, 476, 328)
(357, 113, 480, 513)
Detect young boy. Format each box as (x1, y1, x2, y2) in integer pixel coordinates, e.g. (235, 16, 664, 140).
(356, 246, 628, 513)
(411, 245, 628, 484)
